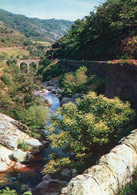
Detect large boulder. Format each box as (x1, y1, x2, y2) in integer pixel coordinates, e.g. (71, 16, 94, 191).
(12, 149, 29, 162)
(0, 113, 43, 172)
(0, 144, 26, 172)
(0, 113, 43, 151)
(35, 176, 67, 195)
(61, 129, 137, 195)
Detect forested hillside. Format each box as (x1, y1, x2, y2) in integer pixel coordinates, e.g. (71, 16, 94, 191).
(53, 0, 137, 60)
(0, 24, 25, 47)
(0, 9, 73, 43)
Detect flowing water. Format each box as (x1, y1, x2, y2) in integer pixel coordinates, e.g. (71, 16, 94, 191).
(0, 91, 60, 192)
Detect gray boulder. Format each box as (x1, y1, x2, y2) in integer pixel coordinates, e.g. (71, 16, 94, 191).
(13, 149, 29, 162)
(61, 97, 71, 106)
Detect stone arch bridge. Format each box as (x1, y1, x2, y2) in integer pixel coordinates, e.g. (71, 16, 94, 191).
(17, 59, 40, 72)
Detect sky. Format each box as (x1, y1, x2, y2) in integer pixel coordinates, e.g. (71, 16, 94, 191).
(0, 0, 105, 21)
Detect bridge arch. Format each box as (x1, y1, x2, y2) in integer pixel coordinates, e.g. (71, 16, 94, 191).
(17, 59, 40, 72)
(20, 62, 28, 73)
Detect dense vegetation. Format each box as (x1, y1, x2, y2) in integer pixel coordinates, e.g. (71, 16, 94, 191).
(118, 168, 137, 195)
(0, 9, 73, 43)
(43, 92, 135, 175)
(60, 66, 104, 96)
(52, 0, 137, 60)
(0, 187, 32, 195)
(0, 59, 48, 139)
(0, 24, 25, 47)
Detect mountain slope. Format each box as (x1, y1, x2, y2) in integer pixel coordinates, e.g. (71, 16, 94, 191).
(0, 9, 73, 43)
(0, 24, 25, 47)
(52, 0, 137, 60)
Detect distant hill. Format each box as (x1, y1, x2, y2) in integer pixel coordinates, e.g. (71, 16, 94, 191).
(0, 9, 73, 43)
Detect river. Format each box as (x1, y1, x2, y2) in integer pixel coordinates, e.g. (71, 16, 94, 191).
(0, 91, 60, 193)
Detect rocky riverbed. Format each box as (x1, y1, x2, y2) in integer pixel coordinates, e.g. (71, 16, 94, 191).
(0, 113, 43, 172)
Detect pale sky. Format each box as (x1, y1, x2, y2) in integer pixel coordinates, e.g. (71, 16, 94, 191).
(0, 0, 105, 21)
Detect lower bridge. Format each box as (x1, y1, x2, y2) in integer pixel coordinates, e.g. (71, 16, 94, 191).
(17, 59, 40, 72)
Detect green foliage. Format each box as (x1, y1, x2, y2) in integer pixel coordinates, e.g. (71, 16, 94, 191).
(43, 157, 71, 175)
(0, 62, 48, 137)
(61, 66, 88, 96)
(0, 25, 25, 48)
(118, 168, 137, 195)
(16, 105, 48, 132)
(0, 187, 17, 195)
(44, 92, 135, 174)
(121, 36, 137, 59)
(61, 66, 105, 96)
(0, 187, 32, 195)
(18, 142, 30, 151)
(53, 0, 137, 60)
(1, 73, 11, 85)
(42, 61, 67, 81)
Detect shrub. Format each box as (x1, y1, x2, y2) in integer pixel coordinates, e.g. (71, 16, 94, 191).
(61, 66, 105, 96)
(44, 92, 135, 174)
(121, 36, 137, 59)
(18, 142, 30, 151)
(1, 74, 11, 85)
(15, 105, 48, 132)
(61, 66, 87, 96)
(0, 187, 32, 195)
(42, 62, 66, 81)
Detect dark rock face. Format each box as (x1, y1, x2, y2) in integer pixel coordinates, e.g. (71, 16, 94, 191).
(35, 176, 67, 195)
(105, 63, 137, 108)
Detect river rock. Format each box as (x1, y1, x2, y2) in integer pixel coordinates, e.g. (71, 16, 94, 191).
(25, 138, 43, 150)
(13, 149, 29, 162)
(70, 93, 82, 103)
(35, 176, 67, 195)
(0, 113, 43, 172)
(13, 162, 26, 170)
(43, 79, 63, 95)
(0, 113, 43, 151)
(61, 97, 71, 105)
(0, 162, 9, 172)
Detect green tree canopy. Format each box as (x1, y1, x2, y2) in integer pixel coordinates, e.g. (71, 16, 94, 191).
(44, 92, 135, 174)
(53, 0, 137, 60)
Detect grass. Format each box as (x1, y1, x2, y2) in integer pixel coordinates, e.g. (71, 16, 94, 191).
(0, 48, 30, 58)
(33, 41, 51, 47)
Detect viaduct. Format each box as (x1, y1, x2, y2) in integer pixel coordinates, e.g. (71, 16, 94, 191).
(17, 58, 40, 72)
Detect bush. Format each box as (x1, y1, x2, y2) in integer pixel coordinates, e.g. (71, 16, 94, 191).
(15, 105, 48, 132)
(1, 74, 11, 85)
(18, 142, 29, 151)
(42, 62, 66, 81)
(0, 187, 32, 195)
(61, 66, 105, 96)
(18, 142, 30, 151)
(44, 92, 135, 174)
(61, 66, 87, 96)
(121, 36, 137, 59)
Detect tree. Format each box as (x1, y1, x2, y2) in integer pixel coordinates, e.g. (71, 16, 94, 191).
(44, 92, 135, 174)
(53, 0, 137, 60)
